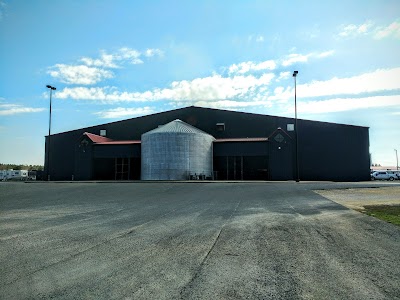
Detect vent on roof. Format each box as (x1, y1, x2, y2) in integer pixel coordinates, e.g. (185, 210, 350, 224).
(216, 123, 225, 131)
(100, 129, 107, 137)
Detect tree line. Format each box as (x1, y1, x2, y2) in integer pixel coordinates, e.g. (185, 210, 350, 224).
(0, 164, 44, 171)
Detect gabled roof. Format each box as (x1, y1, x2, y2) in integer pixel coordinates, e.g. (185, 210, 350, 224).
(83, 132, 113, 143)
(268, 127, 293, 140)
(51, 105, 368, 137)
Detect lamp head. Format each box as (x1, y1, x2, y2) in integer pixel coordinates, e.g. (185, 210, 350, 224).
(293, 71, 298, 77)
(46, 85, 52, 88)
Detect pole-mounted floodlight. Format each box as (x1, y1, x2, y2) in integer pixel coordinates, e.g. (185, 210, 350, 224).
(293, 71, 299, 182)
(46, 85, 56, 181)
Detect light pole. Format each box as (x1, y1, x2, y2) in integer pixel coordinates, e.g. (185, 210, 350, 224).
(395, 149, 399, 170)
(46, 85, 56, 181)
(293, 71, 299, 182)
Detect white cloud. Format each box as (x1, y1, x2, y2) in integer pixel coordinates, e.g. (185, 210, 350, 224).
(268, 86, 292, 102)
(277, 72, 291, 81)
(302, 25, 320, 39)
(151, 72, 276, 101)
(256, 35, 264, 42)
(52, 60, 400, 118)
(0, 1, 7, 20)
(80, 52, 119, 68)
(94, 107, 154, 119)
(281, 53, 311, 66)
(280, 50, 334, 67)
(248, 34, 265, 42)
(299, 67, 400, 98)
(0, 103, 13, 108)
(80, 47, 150, 68)
(144, 48, 164, 57)
(338, 21, 374, 38)
(374, 20, 400, 39)
(48, 64, 114, 85)
(316, 50, 335, 58)
(118, 47, 143, 64)
(49, 47, 163, 85)
(193, 100, 266, 110)
(298, 95, 400, 114)
(0, 103, 46, 116)
(228, 60, 276, 74)
(55, 86, 148, 102)
(269, 67, 400, 101)
(55, 73, 275, 103)
(338, 19, 400, 40)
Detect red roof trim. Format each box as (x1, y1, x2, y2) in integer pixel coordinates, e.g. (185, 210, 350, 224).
(83, 132, 113, 143)
(214, 137, 269, 143)
(81, 132, 140, 145)
(95, 140, 141, 145)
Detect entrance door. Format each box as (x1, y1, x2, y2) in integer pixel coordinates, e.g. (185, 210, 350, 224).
(268, 132, 294, 180)
(226, 156, 243, 180)
(115, 158, 130, 180)
(213, 155, 268, 180)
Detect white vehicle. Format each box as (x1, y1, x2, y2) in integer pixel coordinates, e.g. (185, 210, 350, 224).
(371, 171, 396, 181)
(387, 171, 400, 180)
(2, 170, 29, 181)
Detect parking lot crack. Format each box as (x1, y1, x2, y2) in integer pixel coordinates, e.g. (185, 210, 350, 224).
(179, 198, 242, 298)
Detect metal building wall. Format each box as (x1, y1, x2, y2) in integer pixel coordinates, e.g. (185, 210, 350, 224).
(297, 119, 370, 181)
(46, 106, 370, 181)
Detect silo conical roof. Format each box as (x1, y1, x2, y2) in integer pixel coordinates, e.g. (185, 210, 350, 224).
(143, 119, 213, 136)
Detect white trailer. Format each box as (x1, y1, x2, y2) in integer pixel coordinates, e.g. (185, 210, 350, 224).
(3, 170, 29, 181)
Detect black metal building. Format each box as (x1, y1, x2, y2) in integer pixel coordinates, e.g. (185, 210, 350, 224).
(44, 106, 370, 181)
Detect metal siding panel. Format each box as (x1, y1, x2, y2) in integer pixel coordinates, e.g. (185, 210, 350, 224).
(93, 144, 140, 158)
(213, 142, 269, 157)
(298, 120, 370, 181)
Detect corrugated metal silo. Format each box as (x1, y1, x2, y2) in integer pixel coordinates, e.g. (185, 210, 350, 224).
(141, 119, 215, 180)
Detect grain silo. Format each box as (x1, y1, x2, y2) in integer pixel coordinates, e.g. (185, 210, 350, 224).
(141, 119, 215, 180)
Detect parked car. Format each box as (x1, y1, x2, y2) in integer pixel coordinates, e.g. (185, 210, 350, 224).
(387, 171, 400, 180)
(371, 171, 396, 181)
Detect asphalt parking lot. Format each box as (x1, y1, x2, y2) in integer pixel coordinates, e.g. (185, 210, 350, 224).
(1, 181, 400, 299)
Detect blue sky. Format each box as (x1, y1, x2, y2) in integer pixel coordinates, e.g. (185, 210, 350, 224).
(0, 0, 399, 167)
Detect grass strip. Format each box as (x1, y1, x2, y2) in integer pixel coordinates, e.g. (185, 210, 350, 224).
(362, 205, 400, 226)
